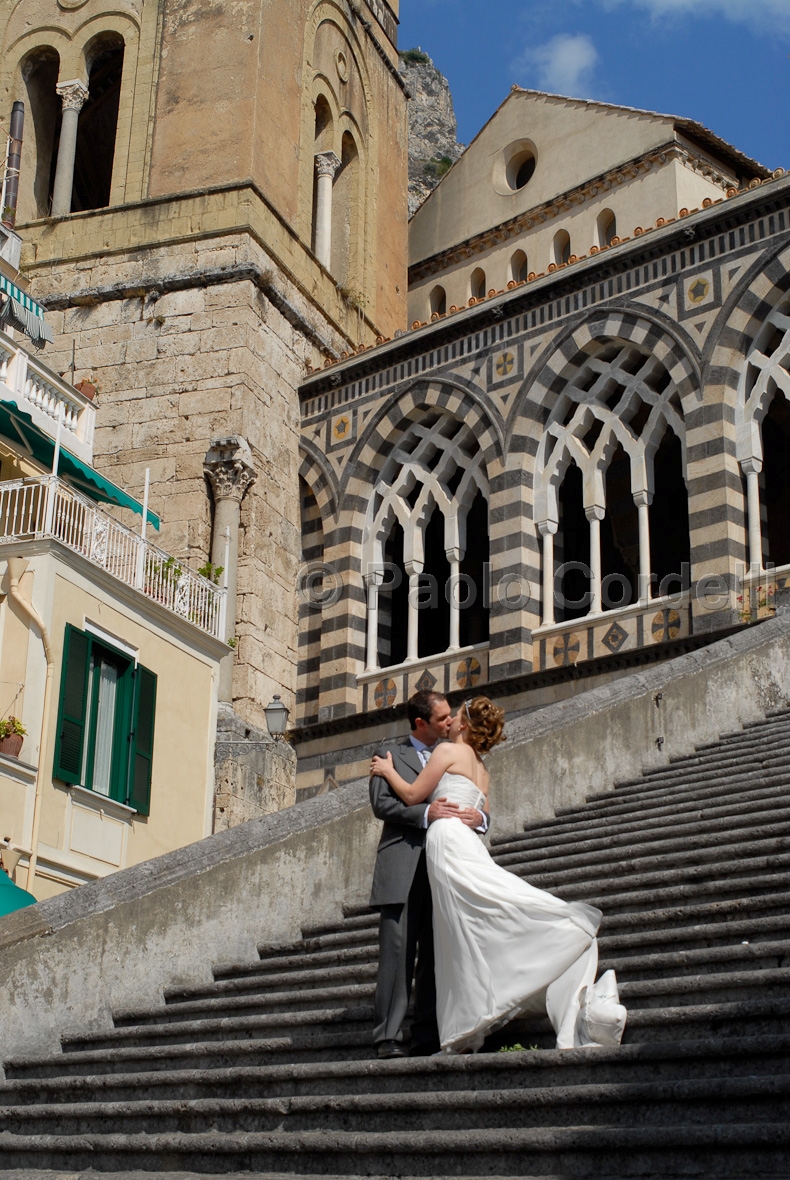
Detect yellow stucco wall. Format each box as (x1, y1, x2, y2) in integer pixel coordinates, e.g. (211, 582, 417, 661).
(0, 541, 223, 899)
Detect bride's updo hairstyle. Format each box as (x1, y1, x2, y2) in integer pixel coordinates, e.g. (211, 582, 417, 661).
(463, 697, 506, 755)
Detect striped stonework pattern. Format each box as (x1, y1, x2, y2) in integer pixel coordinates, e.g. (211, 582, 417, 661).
(296, 478, 324, 725)
(298, 184, 790, 717)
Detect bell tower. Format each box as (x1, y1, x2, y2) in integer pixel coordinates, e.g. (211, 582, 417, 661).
(0, 0, 408, 730)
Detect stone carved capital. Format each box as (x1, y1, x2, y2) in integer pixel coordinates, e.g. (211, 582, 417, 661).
(315, 151, 341, 179)
(56, 79, 89, 112)
(204, 435, 257, 504)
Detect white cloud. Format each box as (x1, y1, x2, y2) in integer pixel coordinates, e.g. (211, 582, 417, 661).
(514, 33, 600, 97)
(602, 0, 790, 32)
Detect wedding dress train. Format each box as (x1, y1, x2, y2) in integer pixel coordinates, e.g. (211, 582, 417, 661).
(425, 773, 627, 1053)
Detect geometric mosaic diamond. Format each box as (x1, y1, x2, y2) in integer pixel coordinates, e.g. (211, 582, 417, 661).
(415, 669, 437, 693)
(601, 620, 628, 653)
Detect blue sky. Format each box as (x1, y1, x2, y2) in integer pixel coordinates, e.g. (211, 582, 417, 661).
(398, 0, 789, 170)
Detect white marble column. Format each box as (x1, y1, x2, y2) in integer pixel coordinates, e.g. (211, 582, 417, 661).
(634, 490, 654, 602)
(586, 506, 605, 615)
(365, 569, 383, 672)
(314, 151, 341, 269)
(51, 80, 89, 217)
(539, 522, 557, 626)
(741, 459, 763, 572)
(204, 436, 257, 702)
(446, 547, 462, 651)
(405, 559, 423, 662)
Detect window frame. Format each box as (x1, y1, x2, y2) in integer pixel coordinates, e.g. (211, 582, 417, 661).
(53, 624, 156, 816)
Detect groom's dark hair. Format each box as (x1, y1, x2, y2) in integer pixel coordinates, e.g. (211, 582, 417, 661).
(407, 690, 447, 731)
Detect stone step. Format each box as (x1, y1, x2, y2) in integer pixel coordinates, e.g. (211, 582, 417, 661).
(158, 920, 788, 1014)
(504, 778, 790, 845)
(493, 819, 790, 879)
(2, 1073, 788, 1137)
(492, 791, 790, 858)
(5, 1035, 790, 1106)
(529, 847, 790, 900)
(0, 1123, 787, 1177)
(111, 940, 790, 1030)
(560, 763, 790, 818)
(219, 890, 790, 975)
(622, 995, 790, 1043)
(577, 869, 790, 916)
(212, 944, 377, 981)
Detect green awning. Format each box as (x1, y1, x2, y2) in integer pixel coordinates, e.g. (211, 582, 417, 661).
(0, 275, 54, 349)
(0, 869, 36, 918)
(0, 399, 160, 529)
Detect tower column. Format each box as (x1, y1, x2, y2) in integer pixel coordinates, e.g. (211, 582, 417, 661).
(741, 459, 763, 572)
(314, 151, 341, 269)
(405, 559, 423, 663)
(539, 521, 557, 627)
(586, 506, 605, 616)
(51, 80, 89, 217)
(204, 436, 257, 702)
(634, 490, 654, 603)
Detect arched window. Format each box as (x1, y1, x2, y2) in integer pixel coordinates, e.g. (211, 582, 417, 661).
(21, 49, 60, 218)
(430, 285, 447, 316)
(597, 209, 617, 248)
(470, 268, 486, 300)
(366, 414, 489, 671)
(73, 36, 125, 211)
(332, 130, 360, 287)
(536, 340, 689, 625)
(553, 230, 571, 266)
(510, 250, 528, 283)
(737, 293, 790, 569)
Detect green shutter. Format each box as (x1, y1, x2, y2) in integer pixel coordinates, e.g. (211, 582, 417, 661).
(127, 664, 156, 815)
(53, 626, 90, 784)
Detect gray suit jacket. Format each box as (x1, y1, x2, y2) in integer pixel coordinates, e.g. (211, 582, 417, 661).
(369, 738, 429, 908)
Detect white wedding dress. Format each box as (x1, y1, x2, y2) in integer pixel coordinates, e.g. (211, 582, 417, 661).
(425, 773, 627, 1053)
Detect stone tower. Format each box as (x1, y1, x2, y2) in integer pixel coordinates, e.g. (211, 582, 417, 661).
(0, 0, 408, 730)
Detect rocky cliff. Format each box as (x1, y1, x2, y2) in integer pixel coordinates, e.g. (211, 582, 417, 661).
(398, 49, 464, 217)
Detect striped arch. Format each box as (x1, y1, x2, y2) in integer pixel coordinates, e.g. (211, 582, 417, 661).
(704, 238, 790, 417)
(507, 306, 702, 454)
(299, 439, 339, 522)
(340, 377, 505, 516)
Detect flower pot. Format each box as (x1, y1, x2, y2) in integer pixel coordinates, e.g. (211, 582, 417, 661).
(0, 734, 23, 758)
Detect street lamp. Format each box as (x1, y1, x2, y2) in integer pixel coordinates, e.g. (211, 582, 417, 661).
(263, 694, 290, 739)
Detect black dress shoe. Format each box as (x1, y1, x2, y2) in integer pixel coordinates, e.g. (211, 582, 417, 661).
(409, 1040, 441, 1057)
(376, 1039, 407, 1059)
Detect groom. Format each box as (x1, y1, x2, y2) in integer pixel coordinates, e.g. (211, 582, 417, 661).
(369, 689, 486, 1058)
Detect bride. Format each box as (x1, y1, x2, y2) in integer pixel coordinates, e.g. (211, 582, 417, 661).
(370, 697, 626, 1054)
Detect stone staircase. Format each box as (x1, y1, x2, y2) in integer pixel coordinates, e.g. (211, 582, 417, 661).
(2, 706, 790, 1178)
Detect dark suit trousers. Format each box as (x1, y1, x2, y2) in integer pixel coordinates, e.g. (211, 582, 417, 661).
(373, 849, 438, 1047)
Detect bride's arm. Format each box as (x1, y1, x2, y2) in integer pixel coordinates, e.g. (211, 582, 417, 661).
(369, 744, 454, 805)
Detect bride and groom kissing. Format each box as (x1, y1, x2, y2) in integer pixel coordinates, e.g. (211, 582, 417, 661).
(368, 689, 627, 1057)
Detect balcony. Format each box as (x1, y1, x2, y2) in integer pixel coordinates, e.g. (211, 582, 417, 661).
(0, 328, 95, 464)
(0, 476, 226, 640)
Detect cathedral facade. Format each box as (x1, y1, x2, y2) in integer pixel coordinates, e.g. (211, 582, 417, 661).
(296, 93, 790, 735)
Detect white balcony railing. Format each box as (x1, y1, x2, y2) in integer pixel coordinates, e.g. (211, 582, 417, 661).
(0, 476, 226, 640)
(0, 328, 95, 463)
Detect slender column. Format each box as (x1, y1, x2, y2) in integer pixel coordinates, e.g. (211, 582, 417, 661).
(586, 506, 605, 616)
(741, 459, 763, 572)
(204, 436, 257, 702)
(365, 569, 383, 672)
(313, 151, 341, 269)
(51, 80, 89, 217)
(633, 491, 653, 603)
(405, 559, 423, 662)
(446, 548, 462, 651)
(539, 522, 557, 627)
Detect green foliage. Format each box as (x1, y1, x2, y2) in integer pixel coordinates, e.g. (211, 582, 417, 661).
(497, 1043, 538, 1053)
(198, 561, 224, 585)
(423, 156, 454, 180)
(227, 636, 238, 649)
(400, 48, 430, 65)
(0, 716, 26, 738)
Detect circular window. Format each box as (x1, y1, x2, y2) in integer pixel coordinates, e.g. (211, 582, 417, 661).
(493, 139, 538, 196)
(335, 50, 349, 83)
(508, 150, 536, 191)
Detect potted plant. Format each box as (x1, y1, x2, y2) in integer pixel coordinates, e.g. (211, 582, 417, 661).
(0, 716, 26, 758)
